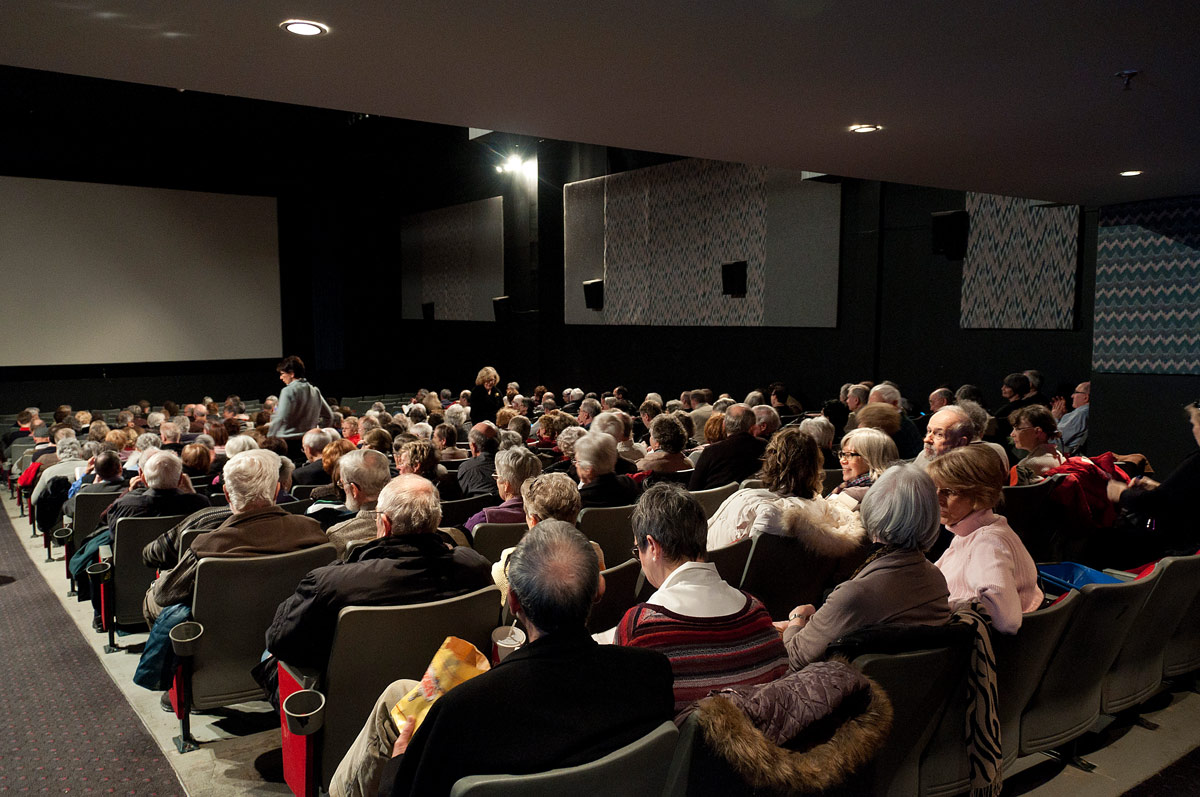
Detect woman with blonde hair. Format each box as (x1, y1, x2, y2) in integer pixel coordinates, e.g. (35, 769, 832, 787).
(830, 427, 898, 508)
(471, 365, 504, 423)
(928, 445, 1042, 634)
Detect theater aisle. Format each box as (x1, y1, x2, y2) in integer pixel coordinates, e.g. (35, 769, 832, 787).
(0, 495, 287, 796)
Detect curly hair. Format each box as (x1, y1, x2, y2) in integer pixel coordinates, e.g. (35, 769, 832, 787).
(760, 426, 824, 499)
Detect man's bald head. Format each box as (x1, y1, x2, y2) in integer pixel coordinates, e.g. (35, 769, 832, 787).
(468, 421, 500, 456)
(923, 406, 974, 460)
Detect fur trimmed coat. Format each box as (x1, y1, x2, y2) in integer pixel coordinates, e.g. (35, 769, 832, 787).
(707, 489, 866, 553)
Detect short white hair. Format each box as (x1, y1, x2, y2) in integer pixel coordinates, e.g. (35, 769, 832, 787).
(411, 422, 433, 440)
(445, 404, 467, 426)
(224, 435, 260, 457)
(590, 412, 625, 442)
(799, 416, 835, 449)
(869, 384, 901, 406)
(573, 431, 617, 476)
(376, 474, 442, 535)
(142, 450, 183, 490)
(223, 449, 281, 511)
(159, 422, 181, 442)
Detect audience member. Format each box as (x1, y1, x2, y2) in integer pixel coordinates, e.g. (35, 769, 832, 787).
(1008, 404, 1065, 484)
(293, 429, 333, 485)
(1052, 381, 1090, 455)
(324, 448, 393, 558)
(636, 414, 692, 474)
(456, 422, 501, 498)
(574, 432, 641, 508)
(868, 384, 923, 459)
(688, 404, 767, 491)
(829, 427, 899, 508)
(463, 446, 542, 533)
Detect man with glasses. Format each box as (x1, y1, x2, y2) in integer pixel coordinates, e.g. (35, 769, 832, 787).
(325, 448, 392, 558)
(1051, 381, 1090, 455)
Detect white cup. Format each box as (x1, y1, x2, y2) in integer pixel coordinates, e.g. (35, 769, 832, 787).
(491, 625, 526, 663)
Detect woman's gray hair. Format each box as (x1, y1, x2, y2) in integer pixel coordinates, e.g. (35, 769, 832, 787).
(744, 390, 765, 406)
(135, 432, 162, 452)
(223, 449, 282, 511)
(644, 392, 663, 406)
(712, 397, 735, 413)
(955, 400, 989, 440)
(495, 446, 543, 490)
(521, 473, 581, 524)
(224, 435, 259, 458)
(142, 450, 183, 490)
(556, 426, 588, 458)
(444, 404, 467, 427)
(81, 440, 103, 460)
(632, 483, 706, 562)
(146, 411, 165, 428)
(840, 427, 899, 478)
(194, 434, 215, 450)
(590, 412, 625, 442)
(506, 519, 598, 634)
(573, 431, 617, 475)
(649, 414, 686, 454)
(411, 422, 433, 441)
(56, 438, 84, 459)
(497, 429, 523, 450)
(859, 464, 940, 552)
(799, 416, 835, 450)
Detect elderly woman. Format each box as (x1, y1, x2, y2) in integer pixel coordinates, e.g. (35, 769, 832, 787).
(928, 445, 1042, 634)
(341, 416, 361, 446)
(780, 464, 951, 670)
(308, 438, 357, 502)
(706, 427, 864, 551)
(463, 447, 542, 533)
(829, 427, 898, 508)
(610, 483, 787, 713)
(636, 414, 693, 474)
(545, 424, 587, 475)
(471, 365, 504, 424)
(575, 431, 642, 508)
(1008, 404, 1065, 484)
(397, 439, 460, 500)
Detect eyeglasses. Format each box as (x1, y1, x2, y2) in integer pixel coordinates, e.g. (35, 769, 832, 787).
(835, 450, 862, 461)
(1010, 425, 1034, 433)
(935, 487, 962, 500)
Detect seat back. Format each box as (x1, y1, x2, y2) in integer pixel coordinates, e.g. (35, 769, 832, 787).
(587, 557, 643, 634)
(577, 505, 637, 569)
(112, 514, 187, 626)
(1103, 555, 1200, 714)
(738, 478, 763, 490)
(1164, 560, 1200, 678)
(449, 721, 678, 797)
(992, 590, 1079, 769)
(290, 484, 317, 500)
(688, 482, 737, 519)
(280, 499, 313, 515)
(178, 528, 202, 559)
(471, 523, 528, 563)
(441, 458, 464, 472)
(71, 490, 121, 547)
(822, 468, 843, 495)
(190, 544, 337, 710)
(319, 586, 503, 788)
(1000, 474, 1065, 562)
(440, 494, 497, 528)
(705, 537, 753, 588)
(740, 533, 850, 619)
(1020, 573, 1157, 755)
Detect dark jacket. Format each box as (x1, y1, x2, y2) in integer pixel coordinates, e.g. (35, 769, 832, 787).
(579, 472, 642, 508)
(266, 532, 493, 669)
(104, 487, 211, 534)
(292, 459, 332, 486)
(141, 506, 233, 570)
(380, 629, 675, 797)
(457, 452, 499, 498)
(689, 433, 768, 491)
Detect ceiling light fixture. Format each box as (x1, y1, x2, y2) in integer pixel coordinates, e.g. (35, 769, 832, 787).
(848, 124, 882, 133)
(1119, 170, 1143, 177)
(280, 19, 329, 36)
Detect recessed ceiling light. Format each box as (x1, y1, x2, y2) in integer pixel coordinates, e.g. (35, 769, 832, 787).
(1119, 170, 1143, 177)
(848, 124, 882, 133)
(280, 19, 329, 36)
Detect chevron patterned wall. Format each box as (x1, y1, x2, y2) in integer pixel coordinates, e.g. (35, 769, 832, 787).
(961, 193, 1080, 329)
(1094, 196, 1200, 374)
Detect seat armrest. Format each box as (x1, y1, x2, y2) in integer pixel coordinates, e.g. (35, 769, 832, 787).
(1102, 568, 1137, 582)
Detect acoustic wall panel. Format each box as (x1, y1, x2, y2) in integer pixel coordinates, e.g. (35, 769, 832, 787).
(564, 159, 839, 327)
(960, 192, 1079, 329)
(400, 197, 504, 321)
(1094, 196, 1200, 374)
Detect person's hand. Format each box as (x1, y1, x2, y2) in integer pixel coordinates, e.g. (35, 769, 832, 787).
(1051, 397, 1067, 420)
(1133, 476, 1160, 491)
(391, 716, 417, 758)
(787, 604, 816, 629)
(84, 456, 96, 474)
(1106, 479, 1128, 503)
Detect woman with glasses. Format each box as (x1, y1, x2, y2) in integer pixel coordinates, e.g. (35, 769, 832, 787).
(1007, 405, 1065, 485)
(928, 445, 1042, 633)
(829, 427, 898, 509)
(706, 427, 865, 553)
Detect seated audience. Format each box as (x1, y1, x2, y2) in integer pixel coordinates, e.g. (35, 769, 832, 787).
(179, 442, 212, 479)
(799, 415, 836, 464)
(956, 399, 1010, 470)
(544, 424, 586, 477)
(636, 414, 692, 474)
(333, 520, 673, 797)
(575, 431, 641, 508)
(308, 438, 357, 501)
(706, 426, 864, 550)
(267, 474, 492, 671)
(1007, 404, 1065, 484)
(928, 445, 1043, 633)
(914, 403, 975, 468)
(398, 439, 462, 500)
(64, 450, 126, 518)
(592, 411, 645, 463)
(607, 484, 787, 713)
(293, 428, 333, 485)
(1052, 381, 1090, 455)
(342, 416, 361, 446)
(780, 464, 951, 670)
(751, 404, 781, 441)
(490, 472, 589, 601)
(688, 404, 768, 491)
(829, 426, 899, 508)
(325, 448, 392, 558)
(457, 422, 501, 498)
(432, 423, 467, 460)
(463, 446, 542, 534)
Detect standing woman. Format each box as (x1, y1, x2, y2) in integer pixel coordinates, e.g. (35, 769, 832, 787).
(268, 355, 334, 437)
(928, 445, 1042, 634)
(471, 366, 504, 425)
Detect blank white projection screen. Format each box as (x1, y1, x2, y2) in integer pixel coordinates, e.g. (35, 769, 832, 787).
(0, 176, 282, 367)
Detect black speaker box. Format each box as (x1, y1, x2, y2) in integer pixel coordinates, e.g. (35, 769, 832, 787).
(421, 302, 434, 321)
(582, 279, 604, 310)
(931, 210, 970, 260)
(493, 295, 511, 323)
(722, 260, 747, 297)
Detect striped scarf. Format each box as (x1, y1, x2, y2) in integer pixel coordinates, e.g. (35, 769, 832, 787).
(952, 602, 1002, 797)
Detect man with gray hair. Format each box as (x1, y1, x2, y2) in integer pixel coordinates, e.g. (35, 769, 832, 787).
(159, 421, 183, 453)
(913, 404, 975, 469)
(293, 428, 334, 485)
(267, 474, 492, 671)
(143, 449, 328, 623)
(843, 384, 869, 432)
(325, 449, 393, 558)
(751, 404, 781, 441)
(457, 422, 501, 498)
(332, 520, 674, 797)
(29, 437, 85, 506)
(576, 397, 602, 430)
(689, 403, 768, 490)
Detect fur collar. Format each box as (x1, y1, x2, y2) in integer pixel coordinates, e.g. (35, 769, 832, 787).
(779, 496, 867, 558)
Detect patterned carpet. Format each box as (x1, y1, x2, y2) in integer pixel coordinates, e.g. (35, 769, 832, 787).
(0, 499, 184, 795)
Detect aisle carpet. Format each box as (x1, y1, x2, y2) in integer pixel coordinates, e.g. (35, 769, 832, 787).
(0, 499, 184, 794)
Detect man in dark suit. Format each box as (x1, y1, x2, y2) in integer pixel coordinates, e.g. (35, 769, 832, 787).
(64, 450, 127, 518)
(292, 428, 333, 485)
(330, 520, 675, 797)
(456, 422, 501, 498)
(689, 404, 768, 490)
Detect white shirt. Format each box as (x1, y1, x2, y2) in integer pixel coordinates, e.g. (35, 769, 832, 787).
(593, 561, 744, 644)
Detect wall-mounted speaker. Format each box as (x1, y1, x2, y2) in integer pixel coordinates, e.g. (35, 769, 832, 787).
(493, 295, 511, 323)
(582, 278, 604, 310)
(421, 302, 434, 321)
(721, 261, 747, 297)
(931, 210, 970, 260)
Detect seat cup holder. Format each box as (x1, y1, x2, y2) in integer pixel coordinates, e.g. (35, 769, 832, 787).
(169, 621, 204, 657)
(283, 689, 326, 736)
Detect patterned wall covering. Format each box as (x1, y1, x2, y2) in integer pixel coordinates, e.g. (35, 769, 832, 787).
(400, 197, 504, 321)
(960, 193, 1079, 329)
(1094, 196, 1200, 374)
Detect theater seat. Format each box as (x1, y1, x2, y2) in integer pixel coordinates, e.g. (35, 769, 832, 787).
(587, 557, 642, 634)
(577, 505, 637, 570)
(688, 482, 737, 519)
(471, 522, 527, 563)
(705, 537, 752, 588)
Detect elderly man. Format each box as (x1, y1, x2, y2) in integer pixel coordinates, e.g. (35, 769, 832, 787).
(575, 432, 642, 508)
(330, 521, 674, 797)
(688, 404, 767, 491)
(268, 355, 334, 437)
(689, 389, 714, 434)
(29, 437, 85, 506)
(576, 397, 602, 430)
(293, 428, 333, 485)
(1052, 381, 1090, 455)
(869, 384, 923, 459)
(159, 421, 184, 453)
(266, 474, 492, 671)
(142, 449, 328, 623)
(64, 450, 126, 519)
(918, 388, 955, 435)
(913, 404, 975, 469)
(325, 448, 393, 558)
(843, 384, 869, 432)
(751, 404, 781, 440)
(456, 422, 501, 498)
(463, 446, 542, 533)
(591, 411, 646, 465)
